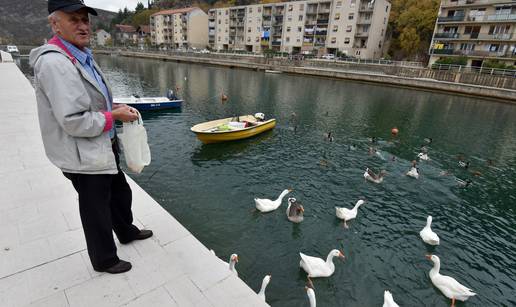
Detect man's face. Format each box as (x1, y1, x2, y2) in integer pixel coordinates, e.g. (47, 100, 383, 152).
(53, 9, 91, 49)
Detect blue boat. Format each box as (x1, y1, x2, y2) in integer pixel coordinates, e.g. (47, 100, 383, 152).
(113, 90, 183, 111)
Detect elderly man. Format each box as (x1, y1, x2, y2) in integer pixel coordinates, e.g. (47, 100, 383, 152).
(29, 0, 152, 274)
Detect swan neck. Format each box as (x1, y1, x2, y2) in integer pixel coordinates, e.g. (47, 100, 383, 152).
(277, 190, 289, 202)
(430, 260, 440, 277)
(308, 290, 316, 307)
(229, 260, 236, 271)
(326, 253, 336, 264)
(258, 280, 269, 296)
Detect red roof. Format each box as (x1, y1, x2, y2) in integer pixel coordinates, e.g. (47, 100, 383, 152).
(115, 24, 136, 33)
(151, 7, 198, 17)
(138, 25, 151, 34)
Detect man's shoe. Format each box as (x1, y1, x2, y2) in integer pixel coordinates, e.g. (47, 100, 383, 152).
(95, 260, 132, 274)
(120, 229, 153, 244)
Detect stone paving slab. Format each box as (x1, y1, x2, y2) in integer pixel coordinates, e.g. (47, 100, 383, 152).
(0, 61, 269, 306)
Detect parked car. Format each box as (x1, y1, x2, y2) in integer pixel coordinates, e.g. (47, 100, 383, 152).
(200, 49, 210, 54)
(321, 54, 336, 60)
(6, 45, 19, 53)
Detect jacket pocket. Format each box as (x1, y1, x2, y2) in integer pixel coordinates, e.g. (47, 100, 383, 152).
(75, 137, 109, 168)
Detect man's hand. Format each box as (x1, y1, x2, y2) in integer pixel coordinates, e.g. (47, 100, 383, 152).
(112, 105, 139, 122)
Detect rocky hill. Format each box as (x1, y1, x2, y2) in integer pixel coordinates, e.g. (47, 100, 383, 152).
(0, 0, 116, 45)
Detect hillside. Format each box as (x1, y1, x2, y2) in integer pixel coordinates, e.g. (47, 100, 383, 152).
(0, 0, 116, 45)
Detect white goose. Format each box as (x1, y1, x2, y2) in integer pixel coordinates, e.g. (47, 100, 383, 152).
(418, 152, 430, 161)
(426, 255, 476, 306)
(406, 160, 419, 179)
(335, 199, 365, 228)
(420, 216, 440, 245)
(257, 275, 271, 301)
(364, 168, 386, 184)
(299, 249, 345, 278)
(383, 290, 400, 307)
(210, 250, 239, 276)
(255, 189, 292, 212)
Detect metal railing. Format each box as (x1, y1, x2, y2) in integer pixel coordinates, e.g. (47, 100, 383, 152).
(431, 63, 516, 77)
(442, 0, 514, 7)
(438, 15, 465, 22)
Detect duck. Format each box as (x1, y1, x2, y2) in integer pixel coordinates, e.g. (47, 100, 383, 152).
(383, 290, 400, 307)
(420, 216, 440, 245)
(325, 131, 334, 142)
(458, 160, 470, 169)
(257, 275, 271, 301)
(456, 178, 472, 188)
(424, 137, 433, 144)
(255, 189, 292, 213)
(348, 144, 357, 151)
(299, 249, 345, 278)
(426, 255, 476, 306)
(221, 92, 228, 101)
(406, 160, 420, 179)
(305, 278, 316, 307)
(364, 168, 386, 184)
(286, 197, 304, 223)
(418, 152, 430, 161)
(335, 199, 366, 228)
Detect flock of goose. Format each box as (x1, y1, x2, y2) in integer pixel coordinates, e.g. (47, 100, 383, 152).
(212, 132, 480, 306)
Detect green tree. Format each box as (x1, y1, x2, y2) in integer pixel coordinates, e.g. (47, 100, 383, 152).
(388, 0, 440, 61)
(131, 9, 160, 26)
(135, 2, 145, 12)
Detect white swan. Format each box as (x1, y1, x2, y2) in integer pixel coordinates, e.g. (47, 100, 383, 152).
(426, 255, 476, 306)
(255, 189, 292, 212)
(418, 152, 430, 161)
(306, 281, 316, 307)
(420, 216, 440, 245)
(406, 160, 419, 179)
(364, 168, 386, 183)
(383, 290, 400, 307)
(335, 199, 365, 228)
(257, 275, 271, 301)
(299, 249, 345, 278)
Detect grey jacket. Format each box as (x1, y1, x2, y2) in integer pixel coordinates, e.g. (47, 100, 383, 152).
(29, 43, 118, 174)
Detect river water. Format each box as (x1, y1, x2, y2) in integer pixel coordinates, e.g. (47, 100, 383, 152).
(19, 55, 515, 306)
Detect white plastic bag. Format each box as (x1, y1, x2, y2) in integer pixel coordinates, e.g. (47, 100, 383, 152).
(118, 112, 151, 173)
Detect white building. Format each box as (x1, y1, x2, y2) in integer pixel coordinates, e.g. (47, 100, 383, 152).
(94, 29, 111, 46)
(150, 7, 209, 49)
(208, 0, 391, 58)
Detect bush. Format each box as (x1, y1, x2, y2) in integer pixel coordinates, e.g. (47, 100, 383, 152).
(435, 56, 467, 66)
(482, 60, 515, 70)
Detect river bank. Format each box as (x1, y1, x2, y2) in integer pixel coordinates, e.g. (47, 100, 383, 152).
(94, 49, 516, 103)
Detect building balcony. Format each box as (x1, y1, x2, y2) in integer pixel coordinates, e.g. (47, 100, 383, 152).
(357, 18, 372, 24)
(437, 15, 465, 22)
(272, 40, 282, 46)
(359, 6, 374, 12)
(317, 19, 329, 24)
(315, 31, 327, 35)
(441, 0, 509, 7)
(430, 48, 455, 55)
(305, 20, 317, 26)
(314, 41, 326, 46)
(306, 10, 317, 15)
(209, 22, 215, 27)
(209, 30, 215, 36)
(434, 32, 461, 39)
(355, 32, 369, 37)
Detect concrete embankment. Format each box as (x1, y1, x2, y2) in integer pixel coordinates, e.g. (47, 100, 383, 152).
(95, 50, 516, 103)
(0, 59, 268, 306)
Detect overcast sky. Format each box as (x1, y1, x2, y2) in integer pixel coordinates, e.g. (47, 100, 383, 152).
(85, 0, 147, 13)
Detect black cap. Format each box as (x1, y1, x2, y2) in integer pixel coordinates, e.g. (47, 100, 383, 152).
(48, 0, 98, 16)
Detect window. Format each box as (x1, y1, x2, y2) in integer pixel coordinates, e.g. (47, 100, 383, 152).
(288, 5, 293, 11)
(219, 11, 221, 15)
(256, 37, 260, 42)
(380, 29, 384, 36)
(344, 37, 350, 44)
(247, 37, 251, 42)
(249, 7, 253, 13)
(350, 0, 356, 7)
(225, 19, 228, 24)
(346, 25, 352, 32)
(297, 38, 301, 42)
(287, 26, 291, 32)
(333, 25, 338, 32)
(299, 15, 303, 21)
(248, 27, 252, 32)
(225, 10, 228, 15)
(225, 29, 228, 32)
(300, 4, 304, 11)
(489, 44, 500, 52)
(386, 5, 389, 12)
(464, 26, 472, 34)
(286, 37, 290, 42)
(355, 50, 361, 55)
(460, 43, 475, 51)
(218, 37, 221, 41)
(331, 37, 336, 43)
(348, 13, 354, 20)
(383, 17, 386, 24)
(288, 17, 292, 21)
(258, 7, 262, 12)
(336, 1, 342, 8)
(218, 20, 221, 24)
(335, 13, 340, 20)
(298, 26, 302, 32)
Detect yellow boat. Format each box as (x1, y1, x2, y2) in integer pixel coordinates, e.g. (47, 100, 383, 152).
(191, 115, 276, 144)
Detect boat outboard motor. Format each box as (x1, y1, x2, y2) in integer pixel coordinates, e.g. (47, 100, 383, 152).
(254, 113, 265, 121)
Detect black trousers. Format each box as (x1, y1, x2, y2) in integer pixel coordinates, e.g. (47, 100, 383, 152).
(63, 140, 140, 270)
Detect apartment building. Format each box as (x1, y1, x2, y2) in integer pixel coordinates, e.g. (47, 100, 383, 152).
(208, 0, 391, 59)
(150, 7, 209, 49)
(429, 0, 516, 67)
